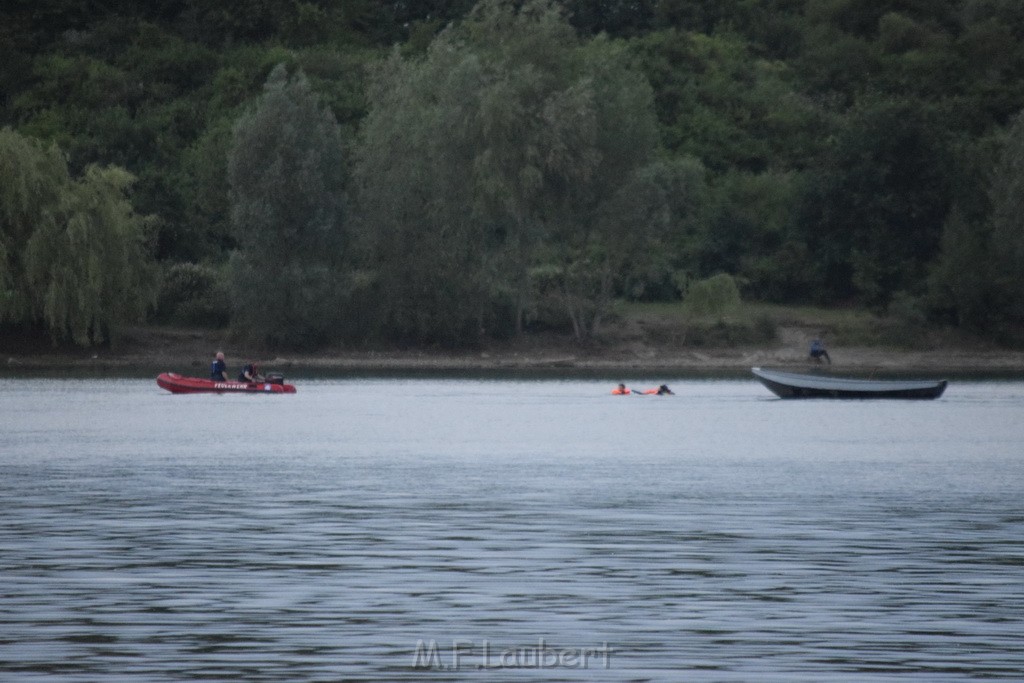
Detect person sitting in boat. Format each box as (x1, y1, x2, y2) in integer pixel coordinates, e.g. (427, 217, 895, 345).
(239, 362, 262, 383)
(809, 337, 831, 364)
(210, 351, 228, 381)
(612, 383, 631, 395)
(643, 384, 674, 395)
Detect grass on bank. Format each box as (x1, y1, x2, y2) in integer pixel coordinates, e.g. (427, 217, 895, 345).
(612, 301, 979, 351)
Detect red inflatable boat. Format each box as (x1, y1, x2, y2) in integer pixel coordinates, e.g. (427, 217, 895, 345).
(157, 372, 297, 394)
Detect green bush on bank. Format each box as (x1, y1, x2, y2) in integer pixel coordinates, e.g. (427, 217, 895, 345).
(155, 262, 230, 327)
(682, 273, 741, 319)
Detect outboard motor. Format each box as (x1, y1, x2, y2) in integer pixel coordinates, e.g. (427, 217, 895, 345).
(264, 372, 286, 385)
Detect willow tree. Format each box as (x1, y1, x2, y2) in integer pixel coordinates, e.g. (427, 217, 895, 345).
(0, 128, 67, 324)
(1, 128, 155, 345)
(228, 64, 346, 348)
(354, 0, 687, 344)
(24, 166, 156, 345)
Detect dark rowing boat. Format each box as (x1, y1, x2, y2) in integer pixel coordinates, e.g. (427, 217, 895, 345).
(751, 367, 947, 400)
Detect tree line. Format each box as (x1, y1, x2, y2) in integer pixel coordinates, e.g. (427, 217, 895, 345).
(2, 0, 1024, 348)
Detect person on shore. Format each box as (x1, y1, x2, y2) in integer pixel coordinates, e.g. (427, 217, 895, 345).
(238, 362, 262, 383)
(809, 337, 831, 364)
(642, 384, 674, 395)
(612, 383, 631, 395)
(211, 351, 229, 381)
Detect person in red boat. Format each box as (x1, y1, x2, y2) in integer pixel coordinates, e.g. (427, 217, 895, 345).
(210, 351, 228, 381)
(238, 362, 263, 383)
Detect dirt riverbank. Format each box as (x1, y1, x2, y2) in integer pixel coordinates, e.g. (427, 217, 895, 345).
(4, 324, 1024, 377)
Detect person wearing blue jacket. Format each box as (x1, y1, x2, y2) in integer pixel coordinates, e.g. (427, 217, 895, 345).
(809, 338, 831, 364)
(210, 351, 228, 380)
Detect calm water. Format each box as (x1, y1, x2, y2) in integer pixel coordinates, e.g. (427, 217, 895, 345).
(1, 377, 1023, 681)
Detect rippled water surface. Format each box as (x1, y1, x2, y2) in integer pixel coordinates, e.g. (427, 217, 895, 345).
(2, 377, 1023, 681)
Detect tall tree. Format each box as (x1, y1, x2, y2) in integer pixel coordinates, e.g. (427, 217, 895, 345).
(529, 40, 690, 339)
(984, 111, 1024, 331)
(227, 63, 347, 348)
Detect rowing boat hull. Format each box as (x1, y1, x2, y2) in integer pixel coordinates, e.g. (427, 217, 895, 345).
(751, 367, 946, 400)
(157, 372, 296, 394)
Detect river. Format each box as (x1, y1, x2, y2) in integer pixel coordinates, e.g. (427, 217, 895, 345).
(1, 377, 1022, 681)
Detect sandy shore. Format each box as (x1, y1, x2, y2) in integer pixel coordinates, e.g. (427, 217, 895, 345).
(4, 326, 1023, 377)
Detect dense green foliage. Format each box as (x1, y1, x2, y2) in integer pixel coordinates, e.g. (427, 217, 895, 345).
(930, 111, 1024, 341)
(354, 1, 685, 344)
(4, 0, 1024, 346)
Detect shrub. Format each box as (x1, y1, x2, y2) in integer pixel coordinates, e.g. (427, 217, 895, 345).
(683, 273, 741, 318)
(156, 262, 230, 327)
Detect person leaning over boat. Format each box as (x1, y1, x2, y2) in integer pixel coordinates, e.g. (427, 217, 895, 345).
(211, 351, 229, 381)
(239, 362, 263, 383)
(809, 337, 831, 364)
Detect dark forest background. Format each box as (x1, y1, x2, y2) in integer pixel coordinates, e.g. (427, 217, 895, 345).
(3, 0, 1024, 349)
